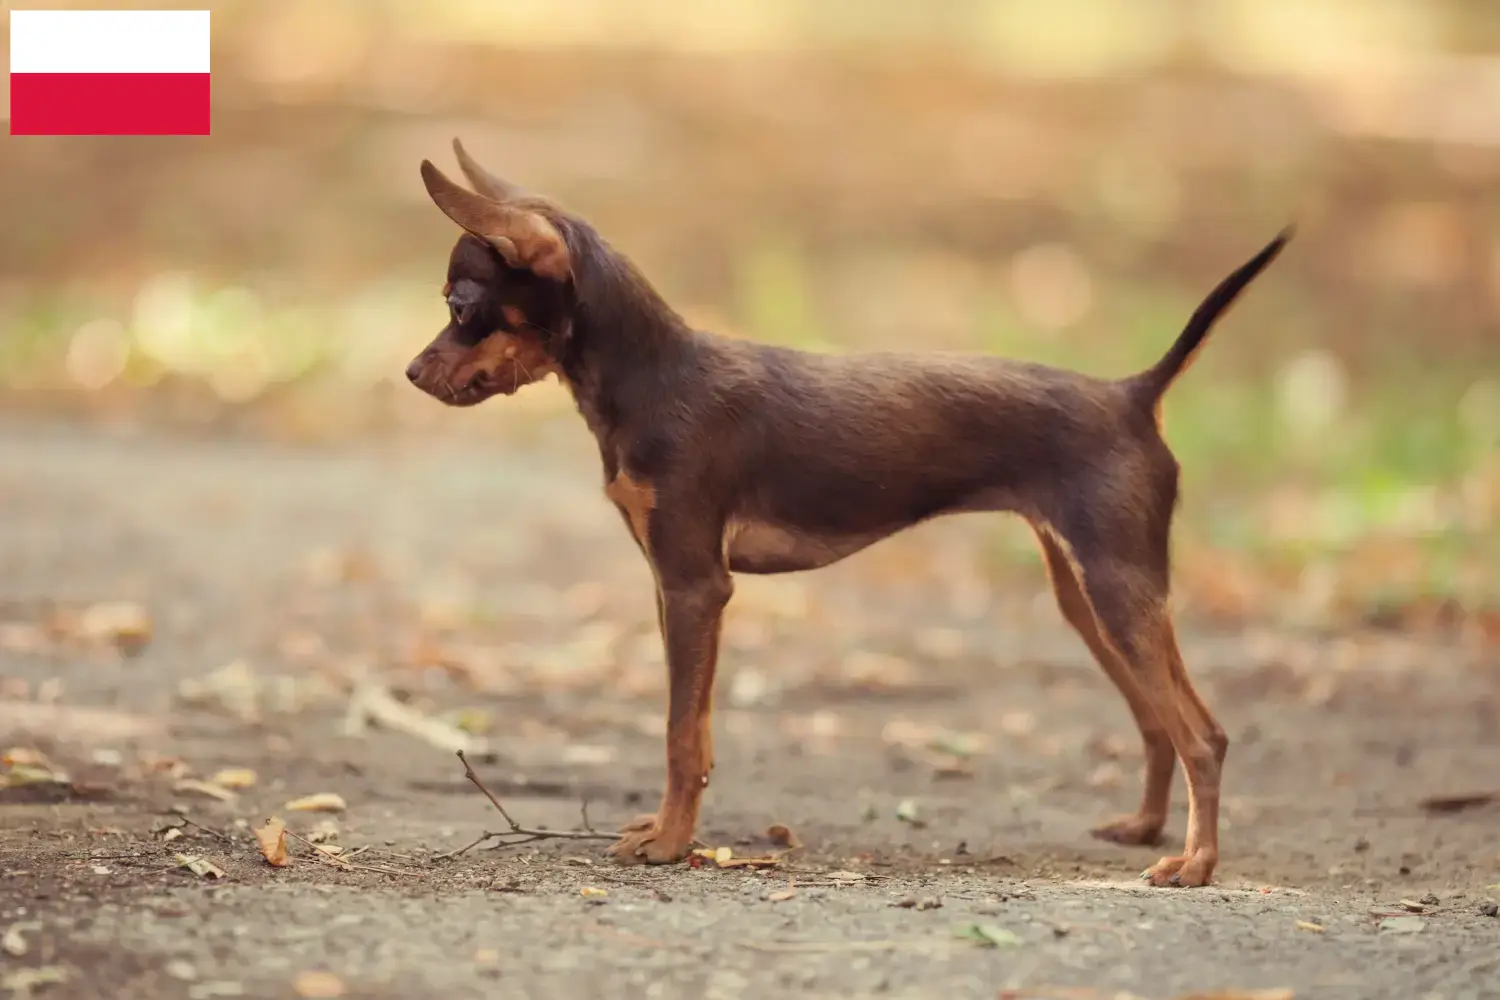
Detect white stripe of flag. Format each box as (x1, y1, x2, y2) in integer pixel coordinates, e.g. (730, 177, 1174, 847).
(9, 9, 212, 135)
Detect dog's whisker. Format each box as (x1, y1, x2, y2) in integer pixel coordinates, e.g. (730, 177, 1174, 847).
(512, 355, 533, 391)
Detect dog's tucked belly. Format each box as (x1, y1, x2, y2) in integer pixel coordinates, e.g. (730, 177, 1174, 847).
(723, 486, 1023, 575)
(724, 517, 888, 574)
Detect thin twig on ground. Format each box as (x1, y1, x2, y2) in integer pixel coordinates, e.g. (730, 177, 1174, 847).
(165, 812, 236, 845)
(439, 750, 619, 860)
(282, 828, 424, 878)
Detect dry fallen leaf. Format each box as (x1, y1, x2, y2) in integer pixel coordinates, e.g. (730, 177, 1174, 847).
(210, 768, 258, 789)
(2, 747, 51, 768)
(174, 854, 226, 879)
(345, 683, 487, 754)
(285, 793, 347, 813)
(291, 969, 346, 998)
(767, 886, 797, 903)
(767, 823, 800, 849)
(579, 886, 608, 898)
(174, 779, 237, 803)
(254, 817, 290, 867)
(76, 601, 153, 654)
(1295, 920, 1325, 934)
(2, 747, 70, 788)
(1, 765, 71, 787)
(0, 966, 68, 993)
(1, 746, 70, 788)
(2, 921, 39, 957)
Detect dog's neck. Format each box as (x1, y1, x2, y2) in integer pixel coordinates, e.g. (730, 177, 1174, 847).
(550, 218, 693, 459)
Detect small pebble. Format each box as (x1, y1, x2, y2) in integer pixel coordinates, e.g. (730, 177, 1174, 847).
(1479, 903, 1498, 918)
(165, 961, 197, 981)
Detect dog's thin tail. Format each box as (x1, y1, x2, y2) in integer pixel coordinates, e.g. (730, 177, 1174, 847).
(1126, 227, 1293, 408)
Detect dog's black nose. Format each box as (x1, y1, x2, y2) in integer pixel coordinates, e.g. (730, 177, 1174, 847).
(405, 360, 422, 384)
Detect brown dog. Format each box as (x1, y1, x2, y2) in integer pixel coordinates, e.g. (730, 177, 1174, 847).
(407, 139, 1291, 887)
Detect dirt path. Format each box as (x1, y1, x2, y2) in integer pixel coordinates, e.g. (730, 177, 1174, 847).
(2, 419, 1497, 1000)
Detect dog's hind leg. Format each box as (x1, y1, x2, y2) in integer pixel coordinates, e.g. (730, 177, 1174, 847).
(1051, 471, 1226, 887)
(1033, 526, 1174, 846)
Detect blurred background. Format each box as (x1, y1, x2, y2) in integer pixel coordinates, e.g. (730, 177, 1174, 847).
(1, 0, 1496, 638)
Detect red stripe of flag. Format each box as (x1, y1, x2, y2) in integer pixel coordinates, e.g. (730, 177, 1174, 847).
(9, 73, 210, 136)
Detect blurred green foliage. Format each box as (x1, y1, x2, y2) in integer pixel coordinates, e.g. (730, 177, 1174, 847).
(0, 0, 1494, 613)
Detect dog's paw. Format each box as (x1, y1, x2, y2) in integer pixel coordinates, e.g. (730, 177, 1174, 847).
(607, 813, 693, 866)
(1090, 814, 1165, 847)
(1139, 851, 1215, 888)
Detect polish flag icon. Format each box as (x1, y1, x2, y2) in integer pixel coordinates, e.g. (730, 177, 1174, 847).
(9, 9, 211, 135)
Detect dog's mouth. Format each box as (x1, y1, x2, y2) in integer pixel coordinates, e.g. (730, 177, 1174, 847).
(410, 356, 547, 407)
(439, 375, 517, 407)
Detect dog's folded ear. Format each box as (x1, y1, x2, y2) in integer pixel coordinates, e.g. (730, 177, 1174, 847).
(452, 137, 529, 203)
(421, 160, 571, 283)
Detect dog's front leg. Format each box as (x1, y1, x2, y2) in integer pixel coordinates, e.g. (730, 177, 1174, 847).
(609, 552, 732, 865)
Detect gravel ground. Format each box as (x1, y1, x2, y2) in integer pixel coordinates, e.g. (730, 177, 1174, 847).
(1, 418, 1497, 1000)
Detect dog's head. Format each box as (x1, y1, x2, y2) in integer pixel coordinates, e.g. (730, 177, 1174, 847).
(406, 140, 575, 407)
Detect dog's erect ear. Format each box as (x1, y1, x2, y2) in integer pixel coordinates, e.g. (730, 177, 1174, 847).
(421, 160, 571, 283)
(451, 137, 528, 203)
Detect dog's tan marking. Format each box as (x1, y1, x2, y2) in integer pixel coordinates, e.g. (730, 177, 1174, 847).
(441, 281, 452, 299)
(723, 516, 881, 574)
(446, 330, 559, 393)
(502, 305, 526, 328)
(605, 472, 656, 548)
